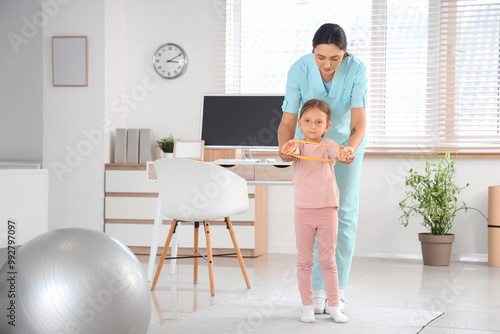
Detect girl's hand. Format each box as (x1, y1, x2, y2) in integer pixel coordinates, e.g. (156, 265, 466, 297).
(280, 140, 297, 158)
(338, 147, 348, 162)
(339, 146, 355, 164)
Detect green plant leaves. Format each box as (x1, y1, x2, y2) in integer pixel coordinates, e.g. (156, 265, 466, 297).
(398, 152, 486, 235)
(157, 134, 176, 153)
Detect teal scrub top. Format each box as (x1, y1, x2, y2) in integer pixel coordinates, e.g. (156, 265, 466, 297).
(282, 53, 368, 145)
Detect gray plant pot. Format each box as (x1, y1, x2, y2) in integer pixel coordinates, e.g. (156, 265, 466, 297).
(418, 233, 455, 266)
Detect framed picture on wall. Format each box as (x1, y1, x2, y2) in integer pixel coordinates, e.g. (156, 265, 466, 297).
(52, 36, 88, 87)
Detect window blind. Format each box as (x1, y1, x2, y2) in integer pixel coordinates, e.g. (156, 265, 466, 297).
(225, 0, 241, 93)
(225, 0, 500, 155)
(435, 0, 500, 154)
(367, 0, 441, 154)
(225, 0, 372, 94)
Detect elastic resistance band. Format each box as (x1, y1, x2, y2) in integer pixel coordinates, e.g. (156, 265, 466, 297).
(292, 139, 344, 148)
(292, 155, 339, 162)
(291, 139, 344, 162)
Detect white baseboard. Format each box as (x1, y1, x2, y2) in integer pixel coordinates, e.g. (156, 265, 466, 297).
(266, 249, 489, 263)
(353, 250, 421, 260)
(456, 253, 488, 262)
(353, 250, 488, 263)
(267, 246, 296, 254)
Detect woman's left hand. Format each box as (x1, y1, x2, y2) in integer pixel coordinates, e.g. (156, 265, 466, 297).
(339, 146, 355, 164)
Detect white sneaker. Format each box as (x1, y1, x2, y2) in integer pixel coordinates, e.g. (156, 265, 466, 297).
(312, 290, 327, 314)
(313, 297, 326, 314)
(339, 297, 348, 313)
(325, 296, 347, 314)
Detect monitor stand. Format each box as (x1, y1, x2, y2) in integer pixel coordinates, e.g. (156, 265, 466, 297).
(241, 149, 261, 163)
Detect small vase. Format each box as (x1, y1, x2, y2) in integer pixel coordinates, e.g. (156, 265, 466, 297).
(418, 233, 455, 266)
(162, 152, 174, 159)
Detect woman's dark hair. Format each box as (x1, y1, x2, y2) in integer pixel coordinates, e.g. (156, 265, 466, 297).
(312, 23, 350, 56)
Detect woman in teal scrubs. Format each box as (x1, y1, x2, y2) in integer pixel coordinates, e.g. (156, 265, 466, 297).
(278, 23, 367, 314)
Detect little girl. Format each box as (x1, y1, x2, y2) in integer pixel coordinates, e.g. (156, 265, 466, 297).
(280, 99, 349, 324)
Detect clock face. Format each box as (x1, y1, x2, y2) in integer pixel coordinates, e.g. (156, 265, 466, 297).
(153, 43, 188, 79)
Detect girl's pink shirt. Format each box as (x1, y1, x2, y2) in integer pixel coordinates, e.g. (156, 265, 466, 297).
(292, 138, 341, 208)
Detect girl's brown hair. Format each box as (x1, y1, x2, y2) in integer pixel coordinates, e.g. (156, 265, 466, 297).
(299, 99, 331, 138)
(299, 99, 331, 122)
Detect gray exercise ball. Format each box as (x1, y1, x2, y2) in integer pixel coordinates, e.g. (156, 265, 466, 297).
(0, 228, 151, 334)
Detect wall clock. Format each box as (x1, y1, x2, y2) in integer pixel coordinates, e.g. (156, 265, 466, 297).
(152, 43, 188, 79)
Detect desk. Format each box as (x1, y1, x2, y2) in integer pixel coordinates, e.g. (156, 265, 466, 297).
(104, 159, 292, 258)
(147, 159, 293, 184)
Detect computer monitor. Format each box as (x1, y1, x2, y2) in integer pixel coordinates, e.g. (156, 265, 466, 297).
(200, 94, 284, 154)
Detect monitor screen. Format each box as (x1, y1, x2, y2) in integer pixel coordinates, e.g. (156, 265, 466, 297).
(200, 94, 284, 149)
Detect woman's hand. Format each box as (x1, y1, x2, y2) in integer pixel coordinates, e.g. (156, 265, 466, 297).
(339, 146, 355, 164)
(279, 140, 297, 161)
(278, 112, 299, 162)
(338, 146, 348, 162)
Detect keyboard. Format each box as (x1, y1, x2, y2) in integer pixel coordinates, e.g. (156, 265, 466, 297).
(214, 159, 261, 165)
(214, 159, 292, 166)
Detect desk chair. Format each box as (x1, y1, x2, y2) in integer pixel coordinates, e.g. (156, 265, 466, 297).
(149, 158, 251, 296)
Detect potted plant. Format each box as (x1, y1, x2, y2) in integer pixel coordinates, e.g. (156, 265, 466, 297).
(157, 134, 176, 158)
(398, 152, 487, 265)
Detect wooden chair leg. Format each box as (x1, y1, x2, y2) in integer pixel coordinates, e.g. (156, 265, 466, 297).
(151, 220, 178, 291)
(226, 217, 251, 289)
(194, 221, 199, 284)
(203, 220, 215, 296)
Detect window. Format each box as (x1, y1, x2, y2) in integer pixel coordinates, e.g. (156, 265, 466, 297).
(436, 0, 500, 154)
(225, 0, 500, 155)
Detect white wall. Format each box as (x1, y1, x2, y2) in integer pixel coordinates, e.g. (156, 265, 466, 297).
(42, 0, 105, 231)
(358, 157, 498, 260)
(104, 0, 225, 163)
(0, 0, 43, 162)
(267, 157, 499, 260)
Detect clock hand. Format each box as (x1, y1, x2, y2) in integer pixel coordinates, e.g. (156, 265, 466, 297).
(167, 54, 182, 62)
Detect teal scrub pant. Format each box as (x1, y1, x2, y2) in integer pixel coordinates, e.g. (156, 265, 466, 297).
(312, 136, 366, 290)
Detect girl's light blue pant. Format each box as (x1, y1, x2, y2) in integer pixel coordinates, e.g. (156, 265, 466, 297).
(312, 137, 366, 290)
